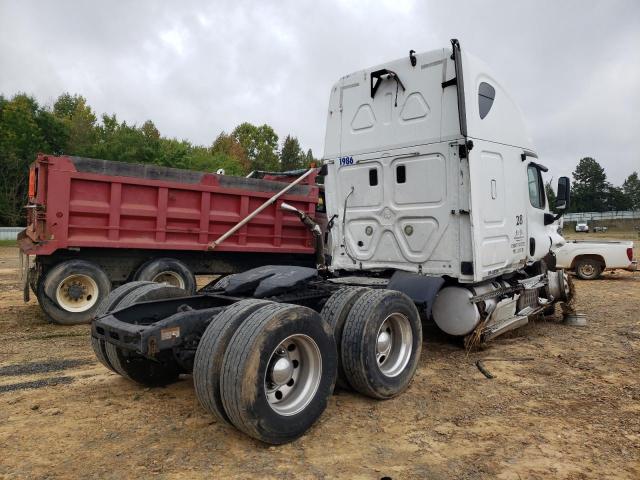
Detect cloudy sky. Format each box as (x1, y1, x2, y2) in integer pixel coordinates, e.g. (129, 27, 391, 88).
(1, 0, 638, 184)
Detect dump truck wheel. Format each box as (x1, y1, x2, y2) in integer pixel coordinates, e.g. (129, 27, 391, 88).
(220, 303, 337, 444)
(38, 260, 111, 325)
(320, 287, 369, 389)
(193, 299, 272, 424)
(134, 258, 196, 294)
(575, 258, 602, 280)
(341, 289, 422, 399)
(91, 281, 154, 372)
(104, 283, 189, 386)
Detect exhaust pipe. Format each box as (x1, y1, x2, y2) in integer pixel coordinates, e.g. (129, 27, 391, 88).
(281, 202, 326, 271)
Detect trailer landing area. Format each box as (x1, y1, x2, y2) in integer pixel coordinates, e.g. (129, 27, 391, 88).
(0, 245, 638, 479)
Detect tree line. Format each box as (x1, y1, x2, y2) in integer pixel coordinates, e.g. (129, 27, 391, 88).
(0, 93, 316, 226)
(545, 157, 639, 214)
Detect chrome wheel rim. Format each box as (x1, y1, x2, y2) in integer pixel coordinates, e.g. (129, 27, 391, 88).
(55, 274, 99, 312)
(376, 313, 412, 377)
(151, 271, 185, 289)
(264, 334, 322, 416)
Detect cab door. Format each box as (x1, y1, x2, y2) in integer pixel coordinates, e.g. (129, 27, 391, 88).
(525, 163, 551, 262)
(468, 141, 528, 280)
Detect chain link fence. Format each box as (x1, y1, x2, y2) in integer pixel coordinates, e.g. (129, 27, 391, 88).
(564, 211, 640, 222)
(0, 227, 23, 241)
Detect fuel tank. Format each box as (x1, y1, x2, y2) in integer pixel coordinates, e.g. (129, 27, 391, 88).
(431, 282, 503, 336)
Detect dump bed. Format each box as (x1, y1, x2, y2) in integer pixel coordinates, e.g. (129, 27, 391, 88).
(20, 154, 319, 256)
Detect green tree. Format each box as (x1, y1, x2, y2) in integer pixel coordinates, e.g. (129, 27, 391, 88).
(304, 148, 315, 167)
(156, 137, 193, 169)
(53, 93, 97, 156)
(186, 148, 244, 176)
(571, 157, 608, 212)
(0, 94, 68, 225)
(280, 135, 304, 171)
(232, 122, 279, 171)
(211, 132, 249, 172)
(605, 185, 633, 211)
(622, 171, 640, 210)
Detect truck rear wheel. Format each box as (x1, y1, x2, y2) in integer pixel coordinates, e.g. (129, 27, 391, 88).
(91, 281, 155, 372)
(220, 303, 337, 444)
(38, 260, 111, 325)
(341, 289, 422, 399)
(193, 299, 271, 424)
(104, 283, 189, 386)
(575, 258, 602, 280)
(320, 286, 369, 389)
(134, 258, 196, 294)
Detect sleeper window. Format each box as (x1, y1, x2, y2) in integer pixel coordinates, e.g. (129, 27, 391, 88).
(478, 82, 495, 119)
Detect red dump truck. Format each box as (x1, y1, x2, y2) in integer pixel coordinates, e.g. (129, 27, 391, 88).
(19, 154, 321, 324)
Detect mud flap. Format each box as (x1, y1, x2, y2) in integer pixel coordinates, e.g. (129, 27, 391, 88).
(19, 251, 30, 303)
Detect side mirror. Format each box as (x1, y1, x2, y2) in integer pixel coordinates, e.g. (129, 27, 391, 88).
(555, 176, 571, 212)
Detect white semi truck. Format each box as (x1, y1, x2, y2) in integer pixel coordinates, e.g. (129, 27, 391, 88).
(92, 40, 573, 444)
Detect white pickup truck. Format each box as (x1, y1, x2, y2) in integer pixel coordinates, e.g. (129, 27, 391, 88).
(553, 240, 637, 279)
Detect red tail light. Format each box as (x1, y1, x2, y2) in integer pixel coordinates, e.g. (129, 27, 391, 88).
(28, 167, 37, 198)
(628, 247, 634, 262)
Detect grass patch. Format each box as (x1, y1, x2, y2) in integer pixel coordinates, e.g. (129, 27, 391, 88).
(0, 240, 17, 247)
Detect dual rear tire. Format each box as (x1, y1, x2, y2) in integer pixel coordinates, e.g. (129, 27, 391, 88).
(192, 288, 421, 444)
(321, 288, 422, 399)
(193, 301, 337, 444)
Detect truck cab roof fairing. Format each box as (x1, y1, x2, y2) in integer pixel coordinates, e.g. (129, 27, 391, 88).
(460, 49, 535, 151)
(322, 42, 534, 160)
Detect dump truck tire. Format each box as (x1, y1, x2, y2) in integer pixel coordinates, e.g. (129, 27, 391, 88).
(104, 283, 189, 386)
(193, 299, 272, 424)
(220, 303, 337, 444)
(134, 258, 196, 294)
(320, 286, 369, 389)
(38, 260, 111, 325)
(341, 289, 422, 399)
(91, 281, 154, 372)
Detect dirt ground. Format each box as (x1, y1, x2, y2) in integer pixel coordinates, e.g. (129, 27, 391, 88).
(0, 237, 638, 479)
